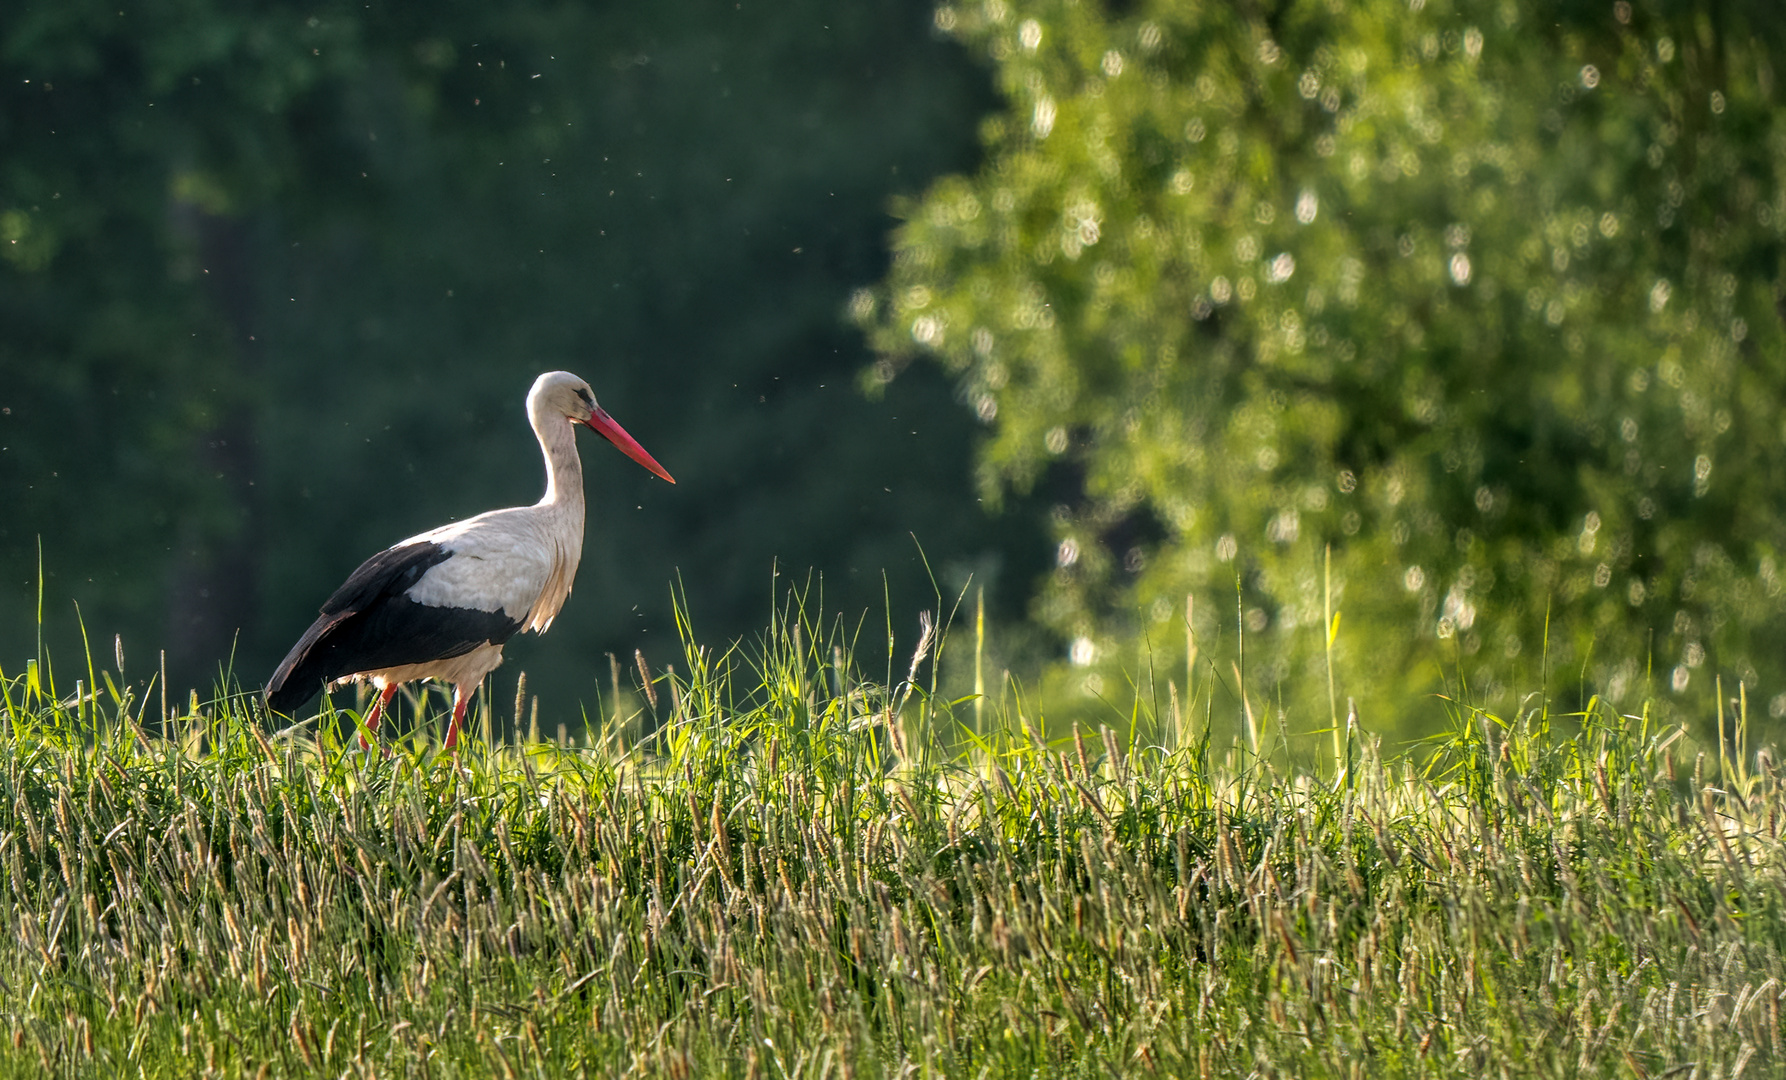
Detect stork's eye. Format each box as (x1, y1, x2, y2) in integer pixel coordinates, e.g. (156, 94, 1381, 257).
(575, 387, 594, 408)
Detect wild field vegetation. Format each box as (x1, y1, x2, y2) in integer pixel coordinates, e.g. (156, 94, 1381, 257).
(2, 603, 1783, 1078)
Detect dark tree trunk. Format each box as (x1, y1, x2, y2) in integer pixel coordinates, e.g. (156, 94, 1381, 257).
(163, 206, 262, 699)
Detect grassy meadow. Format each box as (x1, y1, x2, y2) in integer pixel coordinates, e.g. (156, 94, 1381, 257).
(1, 598, 1784, 1078)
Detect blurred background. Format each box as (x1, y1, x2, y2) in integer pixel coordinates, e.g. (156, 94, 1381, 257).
(0, 1, 1055, 715)
(6, 0, 1786, 748)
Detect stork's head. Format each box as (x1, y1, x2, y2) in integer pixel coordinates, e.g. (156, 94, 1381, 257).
(530, 371, 676, 484)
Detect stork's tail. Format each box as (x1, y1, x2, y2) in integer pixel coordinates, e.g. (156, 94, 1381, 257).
(263, 613, 346, 715)
(263, 671, 317, 716)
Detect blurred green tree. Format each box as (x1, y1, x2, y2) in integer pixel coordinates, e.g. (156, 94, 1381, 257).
(1, 2, 372, 683)
(865, 0, 1786, 741)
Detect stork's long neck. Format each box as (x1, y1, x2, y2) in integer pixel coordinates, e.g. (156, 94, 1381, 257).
(522, 401, 587, 633)
(534, 410, 585, 521)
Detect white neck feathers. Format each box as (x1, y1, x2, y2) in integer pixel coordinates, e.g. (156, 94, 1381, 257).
(534, 406, 585, 512)
(524, 391, 586, 632)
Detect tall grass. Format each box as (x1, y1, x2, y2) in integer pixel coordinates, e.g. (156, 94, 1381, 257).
(1, 594, 1783, 1078)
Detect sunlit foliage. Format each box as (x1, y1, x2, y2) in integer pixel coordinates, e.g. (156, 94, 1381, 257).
(867, 0, 1786, 736)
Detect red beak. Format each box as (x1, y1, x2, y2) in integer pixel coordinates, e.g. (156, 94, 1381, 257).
(586, 407, 676, 484)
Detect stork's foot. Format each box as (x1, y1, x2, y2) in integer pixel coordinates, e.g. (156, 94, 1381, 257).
(442, 687, 471, 752)
(358, 683, 399, 754)
(349, 740, 392, 762)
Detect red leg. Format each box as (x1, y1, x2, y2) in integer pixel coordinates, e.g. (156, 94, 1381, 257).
(443, 685, 471, 751)
(359, 683, 399, 749)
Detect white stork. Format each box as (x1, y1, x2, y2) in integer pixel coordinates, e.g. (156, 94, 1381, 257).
(264, 371, 674, 749)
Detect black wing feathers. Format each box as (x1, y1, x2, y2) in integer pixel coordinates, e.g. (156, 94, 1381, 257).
(317, 542, 454, 617)
(264, 542, 523, 714)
